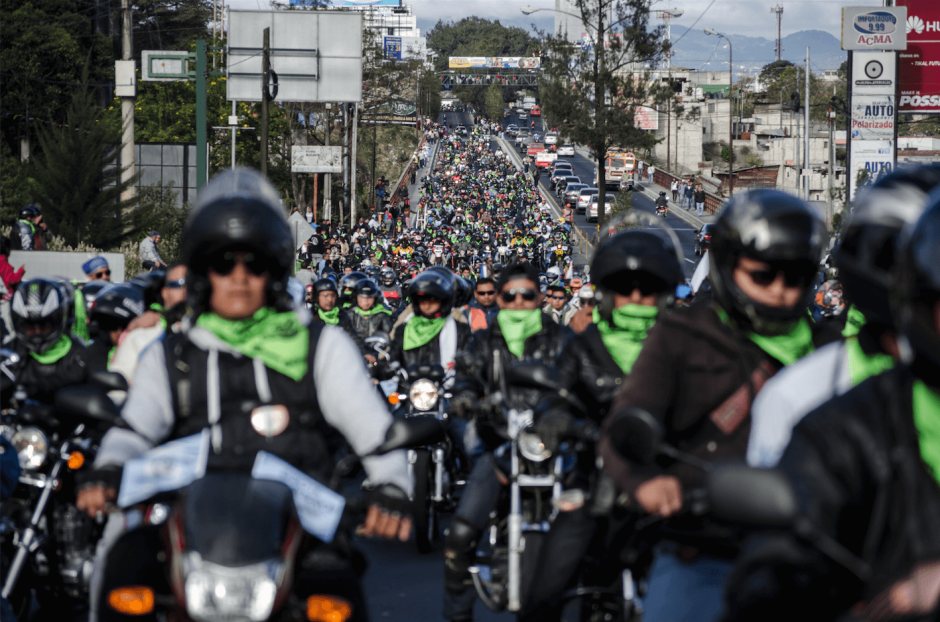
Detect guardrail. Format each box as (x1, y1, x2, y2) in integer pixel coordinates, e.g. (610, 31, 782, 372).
(388, 134, 428, 209)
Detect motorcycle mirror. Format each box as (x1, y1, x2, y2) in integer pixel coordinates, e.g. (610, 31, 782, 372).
(90, 371, 129, 393)
(55, 385, 121, 424)
(370, 417, 446, 456)
(507, 362, 560, 392)
(607, 406, 663, 465)
(365, 332, 391, 350)
(0, 348, 21, 367)
(707, 465, 798, 529)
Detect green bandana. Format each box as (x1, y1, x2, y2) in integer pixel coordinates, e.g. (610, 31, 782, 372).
(403, 316, 446, 350)
(912, 380, 940, 487)
(72, 289, 90, 343)
(716, 307, 814, 366)
(845, 337, 894, 387)
(355, 305, 391, 317)
(318, 307, 340, 325)
(18, 219, 35, 234)
(842, 305, 867, 338)
(196, 308, 309, 382)
(593, 304, 659, 374)
(30, 334, 72, 364)
(497, 309, 542, 358)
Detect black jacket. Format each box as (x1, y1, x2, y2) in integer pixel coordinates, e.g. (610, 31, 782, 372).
(1, 336, 92, 406)
(724, 366, 940, 622)
(389, 318, 472, 369)
(556, 325, 625, 423)
(311, 307, 370, 356)
(348, 308, 393, 341)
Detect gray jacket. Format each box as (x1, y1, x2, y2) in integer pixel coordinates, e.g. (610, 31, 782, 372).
(139, 237, 163, 265)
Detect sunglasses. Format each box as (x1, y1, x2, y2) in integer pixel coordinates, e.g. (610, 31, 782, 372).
(93, 269, 111, 278)
(164, 278, 186, 289)
(500, 288, 538, 303)
(549, 294, 567, 300)
(743, 261, 815, 288)
(476, 289, 496, 296)
(208, 251, 270, 276)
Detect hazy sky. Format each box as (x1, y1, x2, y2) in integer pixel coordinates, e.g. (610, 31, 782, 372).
(230, 0, 887, 41)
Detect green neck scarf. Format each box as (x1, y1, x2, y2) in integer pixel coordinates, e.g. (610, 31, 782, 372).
(18, 219, 35, 234)
(593, 304, 659, 374)
(403, 315, 446, 350)
(72, 289, 90, 342)
(355, 305, 391, 317)
(912, 380, 940, 488)
(497, 309, 542, 358)
(716, 306, 814, 366)
(196, 308, 309, 382)
(845, 336, 894, 387)
(30, 334, 72, 364)
(318, 307, 340, 325)
(842, 305, 867, 338)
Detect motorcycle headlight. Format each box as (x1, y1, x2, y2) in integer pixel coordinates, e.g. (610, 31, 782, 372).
(184, 555, 280, 622)
(518, 427, 551, 463)
(11, 426, 48, 470)
(408, 379, 440, 412)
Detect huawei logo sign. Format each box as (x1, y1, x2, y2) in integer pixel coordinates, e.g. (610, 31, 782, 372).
(907, 15, 924, 34)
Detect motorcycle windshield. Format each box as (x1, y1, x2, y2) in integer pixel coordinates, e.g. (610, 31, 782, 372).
(183, 473, 295, 566)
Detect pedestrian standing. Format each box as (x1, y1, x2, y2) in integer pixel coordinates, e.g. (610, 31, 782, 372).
(694, 184, 706, 216)
(684, 182, 694, 209)
(648, 165, 655, 185)
(671, 179, 679, 202)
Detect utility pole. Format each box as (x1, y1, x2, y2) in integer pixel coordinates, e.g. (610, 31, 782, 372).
(121, 0, 135, 201)
(324, 103, 332, 222)
(196, 40, 207, 188)
(261, 28, 270, 176)
(351, 102, 359, 228)
(804, 47, 810, 200)
(771, 5, 784, 62)
(828, 105, 835, 229)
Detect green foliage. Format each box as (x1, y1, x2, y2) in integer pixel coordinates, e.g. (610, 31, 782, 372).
(745, 152, 764, 167)
(599, 188, 633, 229)
(720, 146, 730, 162)
(485, 82, 504, 122)
(131, 0, 213, 59)
(757, 60, 847, 124)
(1, 143, 33, 227)
(759, 60, 796, 86)
(28, 79, 137, 249)
(133, 182, 190, 263)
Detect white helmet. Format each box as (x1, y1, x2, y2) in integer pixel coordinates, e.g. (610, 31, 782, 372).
(546, 266, 563, 279)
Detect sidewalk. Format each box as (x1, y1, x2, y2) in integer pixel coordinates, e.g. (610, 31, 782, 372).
(409, 138, 441, 227)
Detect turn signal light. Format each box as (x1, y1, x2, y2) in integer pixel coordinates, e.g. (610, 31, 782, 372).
(307, 595, 352, 622)
(388, 393, 401, 405)
(108, 586, 155, 615)
(68, 451, 85, 470)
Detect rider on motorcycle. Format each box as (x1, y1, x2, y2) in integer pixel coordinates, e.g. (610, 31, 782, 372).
(3, 278, 96, 405)
(82, 283, 145, 371)
(724, 187, 940, 622)
(655, 191, 669, 216)
(310, 277, 373, 362)
(349, 278, 393, 341)
(599, 190, 828, 622)
(76, 168, 412, 622)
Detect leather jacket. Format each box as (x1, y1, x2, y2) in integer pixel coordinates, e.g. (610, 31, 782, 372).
(311, 307, 370, 356)
(389, 319, 472, 369)
(556, 325, 624, 422)
(348, 308, 392, 341)
(2, 336, 92, 405)
(724, 366, 940, 622)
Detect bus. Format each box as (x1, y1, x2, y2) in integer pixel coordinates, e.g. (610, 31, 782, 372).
(595, 149, 636, 189)
(530, 105, 541, 117)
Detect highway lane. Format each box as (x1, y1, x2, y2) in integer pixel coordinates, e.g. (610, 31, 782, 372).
(500, 111, 702, 281)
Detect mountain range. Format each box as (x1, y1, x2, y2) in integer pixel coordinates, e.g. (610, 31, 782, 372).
(667, 28, 845, 76)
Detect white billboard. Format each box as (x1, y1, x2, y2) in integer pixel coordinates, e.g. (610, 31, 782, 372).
(841, 7, 908, 51)
(851, 51, 896, 95)
(291, 145, 344, 173)
(851, 95, 896, 140)
(635, 106, 658, 131)
(850, 140, 894, 197)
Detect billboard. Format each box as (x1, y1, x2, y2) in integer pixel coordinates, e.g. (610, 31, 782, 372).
(850, 140, 894, 197)
(634, 106, 658, 131)
(448, 57, 541, 70)
(291, 146, 343, 173)
(850, 95, 896, 140)
(897, 0, 940, 113)
(851, 51, 896, 95)
(841, 7, 907, 50)
(384, 36, 426, 61)
(290, 0, 400, 5)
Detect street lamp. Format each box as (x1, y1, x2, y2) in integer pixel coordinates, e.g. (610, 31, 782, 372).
(705, 28, 734, 195)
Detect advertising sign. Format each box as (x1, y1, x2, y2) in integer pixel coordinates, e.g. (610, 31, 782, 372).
(850, 95, 896, 140)
(634, 106, 659, 131)
(448, 57, 541, 70)
(897, 0, 940, 113)
(384, 36, 426, 61)
(842, 7, 907, 50)
(291, 145, 344, 173)
(850, 140, 894, 197)
(851, 51, 896, 95)
(384, 37, 402, 60)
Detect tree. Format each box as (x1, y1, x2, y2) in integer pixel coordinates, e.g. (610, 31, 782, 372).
(538, 0, 672, 226)
(28, 80, 137, 249)
(759, 60, 795, 87)
(131, 0, 213, 60)
(484, 81, 504, 122)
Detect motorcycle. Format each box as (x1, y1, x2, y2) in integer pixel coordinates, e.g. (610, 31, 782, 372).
(656, 205, 668, 218)
(1, 357, 125, 620)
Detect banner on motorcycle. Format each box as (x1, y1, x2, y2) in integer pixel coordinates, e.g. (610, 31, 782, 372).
(117, 432, 210, 508)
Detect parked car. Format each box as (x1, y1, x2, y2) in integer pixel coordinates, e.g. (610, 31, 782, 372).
(556, 144, 575, 157)
(587, 195, 610, 223)
(564, 184, 588, 208)
(694, 223, 715, 256)
(576, 187, 598, 214)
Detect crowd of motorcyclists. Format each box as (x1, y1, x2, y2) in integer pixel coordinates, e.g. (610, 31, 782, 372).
(3, 107, 940, 622)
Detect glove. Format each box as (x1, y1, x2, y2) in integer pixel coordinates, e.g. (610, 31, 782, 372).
(365, 483, 412, 518)
(536, 410, 576, 454)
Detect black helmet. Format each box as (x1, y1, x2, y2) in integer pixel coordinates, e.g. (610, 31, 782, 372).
(19, 205, 41, 220)
(339, 271, 368, 294)
(894, 195, 940, 386)
(834, 164, 940, 326)
(129, 270, 166, 309)
(659, 191, 666, 197)
(709, 190, 825, 335)
(354, 279, 382, 298)
(180, 168, 293, 315)
(454, 276, 473, 307)
(408, 270, 455, 318)
(381, 266, 397, 286)
(80, 281, 110, 312)
(10, 278, 70, 353)
(591, 230, 684, 319)
(313, 278, 338, 295)
(89, 284, 145, 333)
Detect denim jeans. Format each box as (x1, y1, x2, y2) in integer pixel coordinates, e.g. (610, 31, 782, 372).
(696, 202, 705, 215)
(641, 548, 733, 622)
